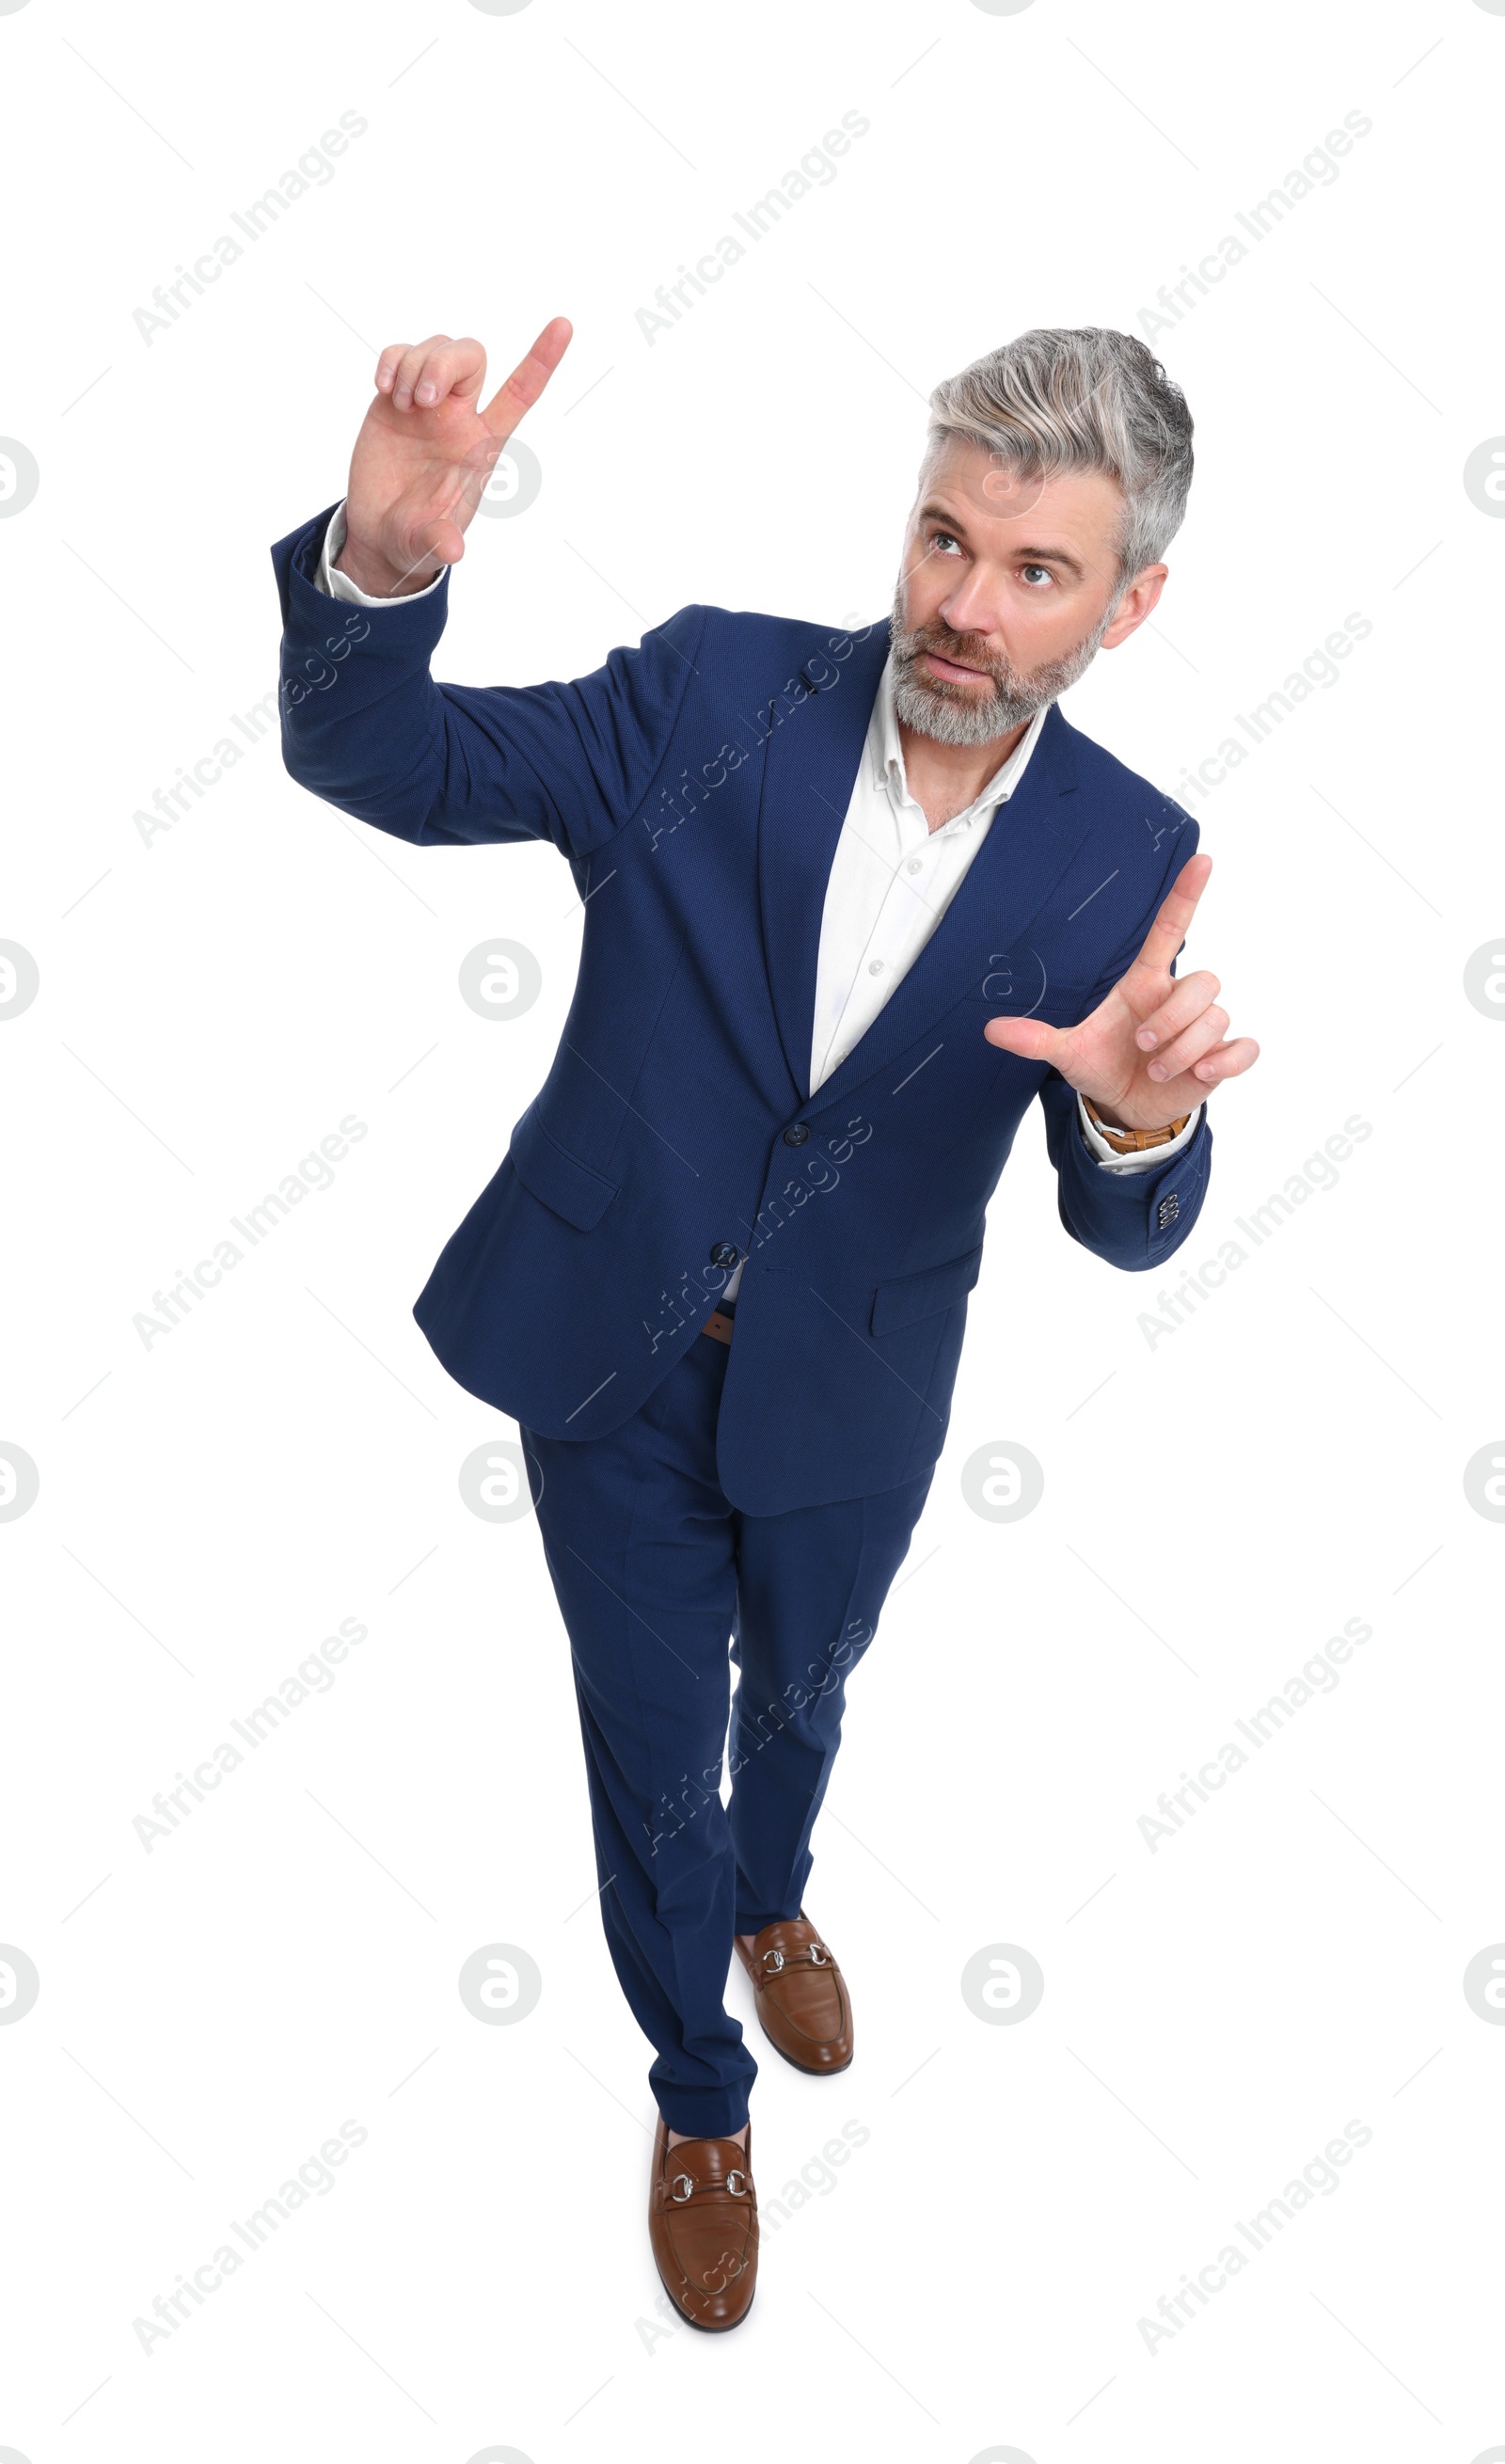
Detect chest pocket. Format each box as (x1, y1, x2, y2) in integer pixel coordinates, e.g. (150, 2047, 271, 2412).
(963, 952, 1097, 1025)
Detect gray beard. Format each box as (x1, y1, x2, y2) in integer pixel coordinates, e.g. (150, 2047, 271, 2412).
(889, 577, 1114, 749)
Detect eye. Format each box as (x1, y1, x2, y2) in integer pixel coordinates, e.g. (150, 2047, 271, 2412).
(1020, 563, 1054, 588)
(927, 528, 962, 557)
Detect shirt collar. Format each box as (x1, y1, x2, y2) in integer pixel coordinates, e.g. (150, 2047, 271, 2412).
(870, 652, 1050, 830)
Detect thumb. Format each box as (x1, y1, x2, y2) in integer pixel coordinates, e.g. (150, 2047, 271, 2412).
(983, 1013, 1069, 1064)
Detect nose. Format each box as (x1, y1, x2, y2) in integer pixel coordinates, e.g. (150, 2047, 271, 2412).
(937, 567, 1002, 647)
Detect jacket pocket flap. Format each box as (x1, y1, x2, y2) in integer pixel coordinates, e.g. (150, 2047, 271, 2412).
(507, 1103, 620, 1232)
(870, 1241, 983, 1336)
(967, 977, 1095, 1018)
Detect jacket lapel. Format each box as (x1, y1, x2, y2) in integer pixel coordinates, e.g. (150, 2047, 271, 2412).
(755, 625, 892, 1101)
(807, 701, 1091, 1115)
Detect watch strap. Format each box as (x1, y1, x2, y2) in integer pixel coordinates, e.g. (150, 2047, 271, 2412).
(1082, 1092, 1193, 1153)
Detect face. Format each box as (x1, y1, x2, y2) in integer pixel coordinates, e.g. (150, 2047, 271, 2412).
(892, 437, 1168, 746)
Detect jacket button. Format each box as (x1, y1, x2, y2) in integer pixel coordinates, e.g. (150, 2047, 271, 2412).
(709, 1241, 739, 1268)
(783, 1123, 811, 1146)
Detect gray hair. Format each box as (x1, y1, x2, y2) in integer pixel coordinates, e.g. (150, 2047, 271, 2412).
(924, 327, 1194, 583)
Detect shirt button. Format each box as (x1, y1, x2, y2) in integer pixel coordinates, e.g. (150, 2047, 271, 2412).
(709, 1241, 739, 1267)
(783, 1123, 811, 1147)
(907, 858, 923, 875)
(868, 960, 884, 976)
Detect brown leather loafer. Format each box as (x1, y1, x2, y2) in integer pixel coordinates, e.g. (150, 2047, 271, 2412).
(734, 1913, 853, 2074)
(648, 2113, 758, 2330)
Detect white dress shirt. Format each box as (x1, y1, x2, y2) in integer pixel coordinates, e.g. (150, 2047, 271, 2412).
(313, 506, 1201, 1308)
(809, 676, 1050, 1091)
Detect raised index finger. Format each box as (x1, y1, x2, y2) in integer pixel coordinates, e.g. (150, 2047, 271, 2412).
(1126, 851, 1212, 982)
(481, 316, 575, 440)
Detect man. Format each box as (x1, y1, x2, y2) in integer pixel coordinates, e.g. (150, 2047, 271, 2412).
(273, 319, 1258, 2330)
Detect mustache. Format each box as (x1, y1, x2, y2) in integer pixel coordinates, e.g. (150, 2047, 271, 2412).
(894, 619, 1009, 682)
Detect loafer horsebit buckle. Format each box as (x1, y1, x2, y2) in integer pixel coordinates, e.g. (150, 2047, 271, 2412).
(761, 1941, 829, 1974)
(671, 2168, 748, 2200)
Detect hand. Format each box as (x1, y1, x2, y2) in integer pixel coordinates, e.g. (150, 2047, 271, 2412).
(336, 318, 574, 597)
(982, 853, 1259, 1130)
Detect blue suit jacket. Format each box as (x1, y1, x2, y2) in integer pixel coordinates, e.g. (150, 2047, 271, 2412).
(273, 508, 1212, 1513)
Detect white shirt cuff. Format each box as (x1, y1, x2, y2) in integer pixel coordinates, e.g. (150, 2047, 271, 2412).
(314, 501, 447, 605)
(1077, 1090, 1202, 1173)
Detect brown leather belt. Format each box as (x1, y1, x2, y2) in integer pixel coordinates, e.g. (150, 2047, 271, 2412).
(700, 1310, 736, 1345)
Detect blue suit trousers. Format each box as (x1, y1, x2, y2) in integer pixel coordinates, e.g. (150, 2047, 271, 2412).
(522, 1324, 933, 2136)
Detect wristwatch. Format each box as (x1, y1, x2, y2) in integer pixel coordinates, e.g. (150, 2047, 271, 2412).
(1081, 1092, 1193, 1154)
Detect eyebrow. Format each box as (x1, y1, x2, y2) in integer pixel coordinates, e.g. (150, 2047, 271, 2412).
(918, 501, 1085, 579)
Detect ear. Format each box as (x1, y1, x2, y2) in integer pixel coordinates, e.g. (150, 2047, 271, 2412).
(1101, 563, 1168, 649)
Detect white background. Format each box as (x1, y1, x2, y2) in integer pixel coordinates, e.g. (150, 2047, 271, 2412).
(1, 1, 1500, 2457)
